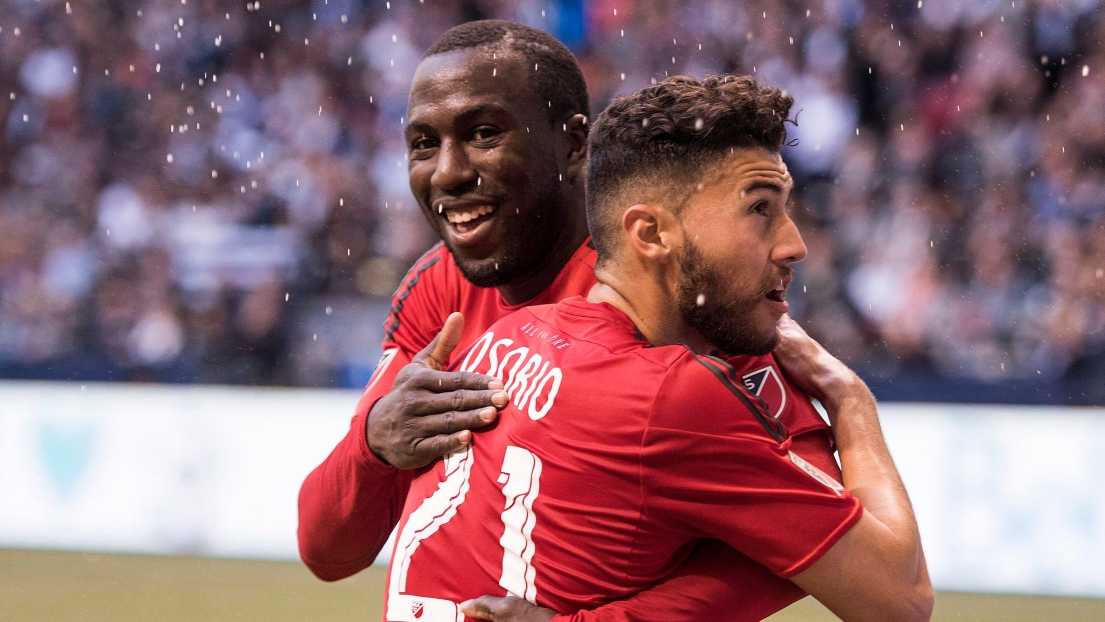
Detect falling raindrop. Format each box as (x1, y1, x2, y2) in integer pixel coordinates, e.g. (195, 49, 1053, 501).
(696, 294, 705, 307)
(326, 306, 333, 315)
(1083, 65, 1090, 77)
(285, 293, 290, 302)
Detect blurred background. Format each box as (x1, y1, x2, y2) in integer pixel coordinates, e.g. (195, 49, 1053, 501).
(2, 0, 1104, 403)
(2, 0, 1105, 620)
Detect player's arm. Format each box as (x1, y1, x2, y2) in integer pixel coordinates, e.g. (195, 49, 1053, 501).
(297, 313, 506, 581)
(775, 315, 933, 622)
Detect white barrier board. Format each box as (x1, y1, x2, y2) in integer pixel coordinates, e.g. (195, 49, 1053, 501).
(0, 381, 1102, 597)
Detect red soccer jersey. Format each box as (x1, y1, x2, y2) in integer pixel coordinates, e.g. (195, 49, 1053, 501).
(383, 297, 862, 621)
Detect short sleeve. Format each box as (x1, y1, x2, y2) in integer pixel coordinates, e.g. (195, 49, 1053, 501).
(642, 355, 862, 578)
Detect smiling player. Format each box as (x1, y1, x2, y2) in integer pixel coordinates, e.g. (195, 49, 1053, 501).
(390, 74, 933, 622)
(298, 22, 848, 621)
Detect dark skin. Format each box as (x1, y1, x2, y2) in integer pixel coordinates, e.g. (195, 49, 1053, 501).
(366, 47, 589, 470)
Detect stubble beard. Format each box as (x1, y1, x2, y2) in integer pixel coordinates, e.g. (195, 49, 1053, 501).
(676, 239, 780, 357)
(445, 197, 562, 289)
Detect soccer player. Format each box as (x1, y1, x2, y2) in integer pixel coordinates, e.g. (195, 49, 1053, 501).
(386, 75, 933, 622)
(298, 21, 842, 620)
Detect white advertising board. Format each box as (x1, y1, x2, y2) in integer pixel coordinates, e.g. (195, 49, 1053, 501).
(0, 381, 1102, 597)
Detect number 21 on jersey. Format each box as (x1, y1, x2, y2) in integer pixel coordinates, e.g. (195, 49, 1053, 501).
(386, 446, 543, 622)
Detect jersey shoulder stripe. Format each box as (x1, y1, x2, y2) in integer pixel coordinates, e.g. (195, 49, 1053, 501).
(692, 354, 789, 443)
(383, 243, 446, 343)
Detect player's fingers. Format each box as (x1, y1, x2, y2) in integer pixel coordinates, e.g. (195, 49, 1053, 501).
(458, 595, 515, 620)
(413, 407, 499, 438)
(406, 387, 510, 416)
(410, 312, 465, 371)
(410, 430, 474, 462)
(458, 597, 496, 620)
(414, 368, 505, 393)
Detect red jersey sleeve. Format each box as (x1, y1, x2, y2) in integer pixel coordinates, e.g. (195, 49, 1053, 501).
(641, 354, 862, 579)
(297, 246, 455, 581)
(553, 539, 804, 622)
(381, 244, 455, 357)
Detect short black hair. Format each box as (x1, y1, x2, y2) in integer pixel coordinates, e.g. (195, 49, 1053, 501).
(425, 19, 589, 125)
(586, 74, 794, 262)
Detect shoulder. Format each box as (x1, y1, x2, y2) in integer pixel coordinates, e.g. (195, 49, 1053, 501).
(382, 244, 458, 347)
(649, 352, 789, 444)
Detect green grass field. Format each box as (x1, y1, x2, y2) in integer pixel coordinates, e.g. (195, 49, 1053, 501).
(2, 549, 1103, 621)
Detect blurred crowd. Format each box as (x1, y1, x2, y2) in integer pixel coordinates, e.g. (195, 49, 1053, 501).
(1, 0, 1102, 403)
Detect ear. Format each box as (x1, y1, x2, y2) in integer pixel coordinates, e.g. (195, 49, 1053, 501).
(622, 203, 680, 262)
(563, 113, 589, 184)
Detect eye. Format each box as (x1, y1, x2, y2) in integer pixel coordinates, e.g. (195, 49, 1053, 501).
(471, 126, 502, 143)
(408, 135, 437, 156)
(750, 200, 770, 215)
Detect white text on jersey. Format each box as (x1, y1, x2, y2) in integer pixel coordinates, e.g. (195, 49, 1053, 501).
(460, 330, 563, 420)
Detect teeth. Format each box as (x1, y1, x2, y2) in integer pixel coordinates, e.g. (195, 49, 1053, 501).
(445, 205, 495, 224)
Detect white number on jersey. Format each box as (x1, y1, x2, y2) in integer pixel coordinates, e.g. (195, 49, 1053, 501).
(386, 446, 544, 621)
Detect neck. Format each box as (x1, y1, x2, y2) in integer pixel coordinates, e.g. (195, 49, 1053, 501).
(496, 201, 589, 306)
(587, 263, 713, 354)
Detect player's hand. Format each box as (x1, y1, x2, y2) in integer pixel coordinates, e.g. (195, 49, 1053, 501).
(366, 312, 508, 469)
(773, 314, 862, 409)
(460, 595, 557, 622)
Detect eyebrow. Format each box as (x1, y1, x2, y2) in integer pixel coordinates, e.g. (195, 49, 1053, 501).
(406, 103, 514, 137)
(744, 180, 787, 194)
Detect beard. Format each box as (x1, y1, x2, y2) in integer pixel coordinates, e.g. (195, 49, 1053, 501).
(448, 224, 548, 288)
(676, 239, 780, 356)
(445, 195, 564, 289)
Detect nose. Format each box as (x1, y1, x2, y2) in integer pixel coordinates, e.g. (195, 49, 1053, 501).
(430, 140, 478, 191)
(773, 216, 808, 265)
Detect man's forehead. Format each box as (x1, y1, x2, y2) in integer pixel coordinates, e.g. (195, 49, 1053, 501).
(409, 48, 534, 110)
(704, 148, 792, 193)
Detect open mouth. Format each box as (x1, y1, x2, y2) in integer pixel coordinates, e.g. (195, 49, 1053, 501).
(441, 204, 498, 235)
(765, 275, 791, 303)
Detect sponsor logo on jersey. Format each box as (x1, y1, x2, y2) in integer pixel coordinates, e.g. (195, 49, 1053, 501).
(789, 451, 845, 496)
(742, 365, 787, 419)
(460, 330, 563, 421)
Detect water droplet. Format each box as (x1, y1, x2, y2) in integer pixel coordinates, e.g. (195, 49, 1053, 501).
(167, 153, 174, 163)
(696, 294, 705, 307)
(285, 293, 290, 302)
(1083, 65, 1090, 77)
(694, 118, 703, 130)
(326, 306, 333, 315)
